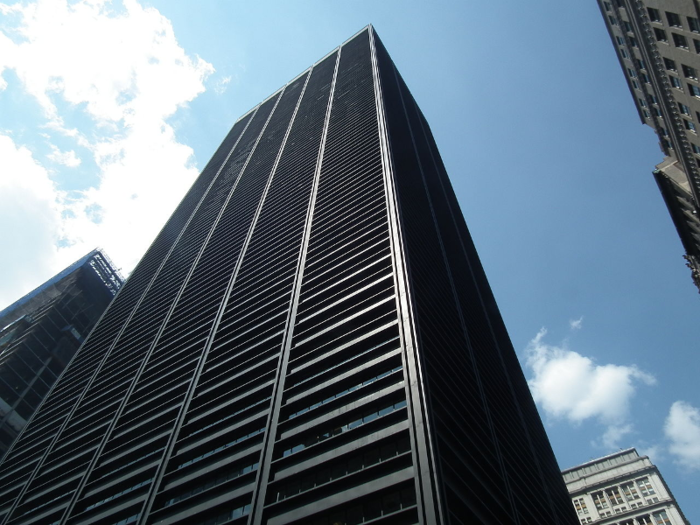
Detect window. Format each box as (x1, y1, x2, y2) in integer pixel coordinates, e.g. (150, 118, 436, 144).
(623, 21, 633, 32)
(690, 84, 700, 97)
(609, 15, 619, 26)
(695, 39, 700, 53)
(695, 111, 700, 121)
(573, 498, 589, 515)
(604, 1, 612, 11)
(648, 7, 661, 22)
(638, 516, 654, 525)
(616, 36, 625, 45)
(683, 64, 698, 79)
(666, 12, 682, 28)
(635, 58, 646, 70)
(679, 103, 691, 115)
(639, 98, 647, 107)
(643, 109, 651, 118)
(684, 118, 697, 133)
(673, 33, 689, 49)
(632, 80, 640, 89)
(621, 48, 629, 58)
(636, 477, 656, 497)
(670, 75, 682, 88)
(653, 510, 672, 525)
(689, 16, 700, 32)
(628, 68, 638, 78)
(655, 28, 668, 42)
(606, 487, 625, 505)
(642, 73, 651, 84)
(592, 492, 609, 511)
(664, 57, 677, 70)
(649, 94, 659, 104)
(660, 127, 668, 136)
(629, 36, 639, 47)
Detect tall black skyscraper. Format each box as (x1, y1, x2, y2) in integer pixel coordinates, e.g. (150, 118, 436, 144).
(0, 27, 577, 525)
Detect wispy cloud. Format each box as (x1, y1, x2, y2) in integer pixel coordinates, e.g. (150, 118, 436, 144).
(525, 328, 655, 449)
(569, 316, 583, 331)
(214, 75, 232, 95)
(598, 423, 633, 450)
(47, 144, 81, 167)
(664, 401, 700, 471)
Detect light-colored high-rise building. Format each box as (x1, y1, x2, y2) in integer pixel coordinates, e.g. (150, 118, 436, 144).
(598, 0, 700, 292)
(563, 448, 689, 525)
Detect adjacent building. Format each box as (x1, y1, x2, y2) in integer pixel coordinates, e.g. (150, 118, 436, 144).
(563, 448, 689, 525)
(0, 27, 577, 524)
(0, 249, 122, 460)
(598, 0, 700, 291)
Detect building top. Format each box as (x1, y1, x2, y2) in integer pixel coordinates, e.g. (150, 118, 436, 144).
(563, 448, 642, 479)
(563, 449, 656, 494)
(0, 249, 123, 329)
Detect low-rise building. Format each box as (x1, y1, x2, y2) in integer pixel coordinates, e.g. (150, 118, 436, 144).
(563, 448, 688, 525)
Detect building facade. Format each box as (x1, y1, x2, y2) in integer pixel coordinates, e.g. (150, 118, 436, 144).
(0, 27, 577, 525)
(0, 250, 122, 460)
(563, 449, 689, 525)
(598, 0, 700, 292)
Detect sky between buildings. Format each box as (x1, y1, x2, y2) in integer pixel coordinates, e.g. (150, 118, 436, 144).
(1, 0, 699, 520)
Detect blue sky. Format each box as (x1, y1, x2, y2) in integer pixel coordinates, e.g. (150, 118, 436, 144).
(1, 0, 699, 520)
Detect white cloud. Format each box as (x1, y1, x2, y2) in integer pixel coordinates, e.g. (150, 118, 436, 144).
(0, 134, 63, 307)
(47, 144, 81, 167)
(526, 328, 655, 449)
(0, 0, 215, 306)
(569, 316, 583, 330)
(664, 401, 700, 470)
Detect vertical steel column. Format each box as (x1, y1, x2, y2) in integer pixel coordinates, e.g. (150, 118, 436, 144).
(367, 26, 440, 525)
(248, 48, 342, 525)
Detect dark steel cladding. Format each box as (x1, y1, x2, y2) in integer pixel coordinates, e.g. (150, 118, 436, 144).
(0, 27, 577, 525)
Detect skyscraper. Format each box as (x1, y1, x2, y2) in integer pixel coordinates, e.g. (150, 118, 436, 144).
(0, 249, 122, 460)
(598, 0, 700, 292)
(0, 27, 577, 525)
